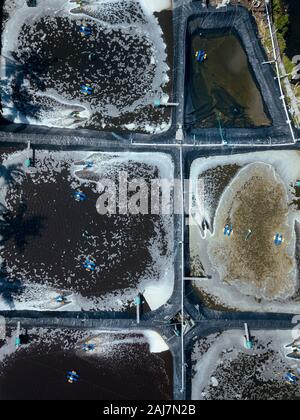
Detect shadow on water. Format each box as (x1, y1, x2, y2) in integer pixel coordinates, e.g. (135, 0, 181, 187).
(0, 49, 55, 124)
(0, 162, 27, 306)
(0, 1, 60, 126)
(0, 215, 46, 307)
(0, 1, 14, 126)
(0, 276, 24, 310)
(0, 253, 24, 310)
(0, 162, 24, 186)
(1, 201, 46, 254)
(19, 328, 30, 345)
(0, 162, 46, 307)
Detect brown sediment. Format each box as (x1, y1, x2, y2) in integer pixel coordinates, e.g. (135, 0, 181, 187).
(199, 164, 241, 229)
(290, 221, 300, 301)
(189, 252, 205, 278)
(208, 162, 296, 300)
(192, 285, 237, 312)
(292, 183, 300, 210)
(189, 164, 241, 278)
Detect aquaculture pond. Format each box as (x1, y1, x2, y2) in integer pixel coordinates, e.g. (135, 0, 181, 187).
(0, 0, 173, 134)
(185, 28, 271, 130)
(0, 328, 173, 400)
(188, 150, 300, 313)
(192, 330, 300, 401)
(0, 149, 174, 312)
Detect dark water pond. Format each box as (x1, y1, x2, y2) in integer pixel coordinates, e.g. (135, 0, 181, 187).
(185, 29, 271, 130)
(0, 3, 173, 133)
(0, 151, 172, 312)
(0, 329, 173, 400)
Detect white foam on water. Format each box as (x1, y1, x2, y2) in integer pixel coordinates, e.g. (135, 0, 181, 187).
(142, 330, 169, 353)
(0, 335, 17, 363)
(88, 330, 169, 354)
(0, 150, 175, 312)
(192, 329, 299, 400)
(139, 0, 172, 14)
(1, 0, 172, 132)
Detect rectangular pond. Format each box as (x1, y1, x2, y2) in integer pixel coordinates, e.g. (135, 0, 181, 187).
(0, 149, 175, 313)
(188, 150, 300, 313)
(185, 28, 272, 131)
(192, 329, 300, 401)
(0, 0, 173, 134)
(0, 328, 173, 400)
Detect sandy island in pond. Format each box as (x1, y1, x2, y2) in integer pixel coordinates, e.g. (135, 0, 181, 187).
(189, 151, 300, 312)
(208, 162, 296, 300)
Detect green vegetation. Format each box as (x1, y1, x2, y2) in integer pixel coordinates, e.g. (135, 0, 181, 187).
(272, 0, 294, 74)
(272, 0, 289, 46)
(268, 0, 300, 125)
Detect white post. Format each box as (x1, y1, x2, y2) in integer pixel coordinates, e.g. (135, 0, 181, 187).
(244, 323, 250, 342)
(136, 303, 140, 324)
(135, 295, 141, 324)
(15, 322, 21, 348)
